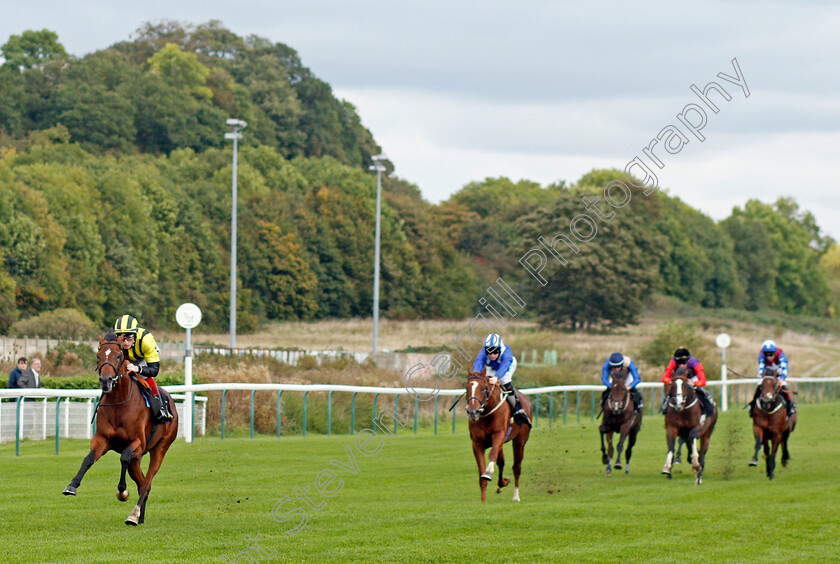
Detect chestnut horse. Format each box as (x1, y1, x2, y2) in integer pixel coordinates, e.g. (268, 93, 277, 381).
(465, 369, 531, 502)
(661, 367, 717, 484)
(599, 373, 643, 476)
(62, 332, 179, 525)
(749, 370, 796, 479)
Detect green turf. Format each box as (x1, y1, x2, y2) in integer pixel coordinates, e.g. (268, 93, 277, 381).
(1, 404, 838, 563)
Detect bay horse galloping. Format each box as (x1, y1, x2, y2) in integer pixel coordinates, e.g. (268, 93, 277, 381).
(749, 369, 797, 479)
(62, 332, 179, 525)
(465, 369, 531, 502)
(599, 374, 642, 476)
(662, 367, 717, 484)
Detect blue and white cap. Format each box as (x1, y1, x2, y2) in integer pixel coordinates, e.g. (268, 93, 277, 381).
(484, 333, 502, 354)
(761, 340, 777, 354)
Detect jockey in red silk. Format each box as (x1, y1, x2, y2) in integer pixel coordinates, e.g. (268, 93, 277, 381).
(754, 339, 795, 416)
(660, 347, 715, 416)
(472, 333, 531, 426)
(113, 315, 173, 422)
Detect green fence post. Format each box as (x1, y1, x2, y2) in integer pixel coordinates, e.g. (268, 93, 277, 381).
(373, 393, 379, 420)
(303, 391, 309, 438)
(576, 390, 581, 424)
(276, 391, 283, 437)
(351, 392, 357, 434)
(414, 395, 419, 434)
(650, 387, 655, 417)
(591, 390, 596, 422)
(191, 392, 196, 440)
(327, 390, 333, 436)
(221, 390, 227, 440)
(15, 397, 23, 456)
(55, 397, 63, 455)
(434, 395, 439, 435)
(452, 398, 457, 434)
(534, 395, 539, 428)
(394, 395, 399, 435)
(563, 391, 567, 425)
(92, 397, 99, 434)
(250, 390, 256, 438)
(548, 392, 554, 427)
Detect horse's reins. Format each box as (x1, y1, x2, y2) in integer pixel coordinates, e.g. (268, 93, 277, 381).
(666, 377, 699, 411)
(91, 342, 134, 422)
(754, 375, 784, 414)
(465, 375, 506, 418)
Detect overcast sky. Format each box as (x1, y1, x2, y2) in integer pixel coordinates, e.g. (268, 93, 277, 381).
(3, 0, 839, 236)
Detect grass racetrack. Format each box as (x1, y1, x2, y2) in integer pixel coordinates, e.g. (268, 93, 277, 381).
(1, 403, 838, 563)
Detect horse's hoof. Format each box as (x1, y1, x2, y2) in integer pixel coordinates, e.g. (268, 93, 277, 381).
(666, 473, 672, 480)
(674, 456, 681, 465)
(62, 486, 76, 496)
(748, 459, 758, 467)
(614, 463, 622, 470)
(117, 490, 130, 502)
(605, 468, 612, 477)
(480, 473, 492, 481)
(625, 467, 630, 475)
(125, 518, 138, 527)
(498, 478, 510, 489)
(782, 459, 789, 467)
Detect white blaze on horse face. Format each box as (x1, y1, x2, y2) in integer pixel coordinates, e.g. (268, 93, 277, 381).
(469, 381, 479, 410)
(676, 379, 684, 407)
(105, 349, 112, 360)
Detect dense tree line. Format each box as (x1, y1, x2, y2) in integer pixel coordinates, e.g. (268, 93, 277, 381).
(0, 23, 836, 333)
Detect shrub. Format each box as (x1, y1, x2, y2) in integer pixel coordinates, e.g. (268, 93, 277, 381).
(9, 308, 99, 340)
(45, 341, 98, 377)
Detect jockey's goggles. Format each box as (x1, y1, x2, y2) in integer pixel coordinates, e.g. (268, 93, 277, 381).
(485, 347, 500, 355)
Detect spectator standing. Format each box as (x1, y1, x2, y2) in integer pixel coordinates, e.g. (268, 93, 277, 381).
(19, 357, 42, 388)
(7, 357, 26, 388)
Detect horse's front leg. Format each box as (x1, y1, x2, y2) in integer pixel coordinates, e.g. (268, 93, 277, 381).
(117, 439, 142, 501)
(750, 424, 762, 466)
(662, 427, 677, 478)
(63, 435, 109, 496)
(689, 427, 701, 471)
(480, 431, 506, 482)
(495, 449, 510, 493)
(599, 424, 609, 465)
(614, 419, 632, 471)
(471, 440, 489, 503)
(766, 429, 782, 480)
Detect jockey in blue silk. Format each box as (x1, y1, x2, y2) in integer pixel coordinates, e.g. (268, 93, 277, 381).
(754, 339, 795, 416)
(472, 333, 531, 426)
(600, 352, 644, 413)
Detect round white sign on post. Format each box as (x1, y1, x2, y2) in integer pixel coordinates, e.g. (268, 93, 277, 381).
(716, 333, 731, 349)
(176, 303, 202, 329)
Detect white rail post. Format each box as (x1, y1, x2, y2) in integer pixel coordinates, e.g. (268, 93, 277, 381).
(716, 333, 731, 412)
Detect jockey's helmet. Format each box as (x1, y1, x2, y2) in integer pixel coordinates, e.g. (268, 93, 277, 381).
(484, 333, 501, 355)
(674, 347, 690, 365)
(761, 340, 777, 355)
(114, 314, 139, 335)
(608, 352, 624, 366)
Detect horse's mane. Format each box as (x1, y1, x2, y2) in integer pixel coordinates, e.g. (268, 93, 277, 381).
(104, 329, 119, 342)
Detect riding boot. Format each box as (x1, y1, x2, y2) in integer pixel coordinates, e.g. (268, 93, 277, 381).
(502, 383, 531, 427)
(630, 388, 644, 412)
(659, 395, 669, 414)
(782, 389, 796, 416)
(696, 388, 714, 416)
(149, 393, 174, 422)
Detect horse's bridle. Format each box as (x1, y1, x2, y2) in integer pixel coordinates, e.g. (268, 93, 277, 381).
(97, 340, 127, 388)
(466, 375, 505, 418)
(756, 375, 784, 414)
(667, 376, 698, 412)
(608, 369, 629, 414)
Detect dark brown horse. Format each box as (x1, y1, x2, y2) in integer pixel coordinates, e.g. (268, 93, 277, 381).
(599, 373, 642, 476)
(465, 369, 531, 502)
(62, 332, 179, 525)
(749, 370, 797, 479)
(661, 367, 717, 484)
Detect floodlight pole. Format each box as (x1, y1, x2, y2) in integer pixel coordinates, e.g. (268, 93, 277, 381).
(369, 155, 388, 354)
(225, 120, 247, 349)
